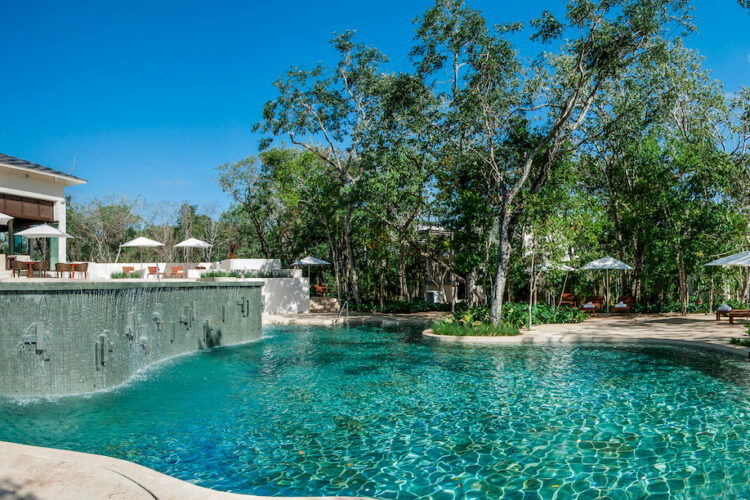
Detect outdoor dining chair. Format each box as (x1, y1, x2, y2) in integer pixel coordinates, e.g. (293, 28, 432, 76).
(31, 261, 48, 278)
(55, 262, 75, 278)
(73, 262, 89, 279)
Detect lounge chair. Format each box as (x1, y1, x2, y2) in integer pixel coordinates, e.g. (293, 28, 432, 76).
(560, 292, 577, 308)
(613, 295, 635, 315)
(715, 304, 748, 321)
(580, 295, 603, 315)
(122, 266, 135, 277)
(729, 310, 750, 324)
(169, 266, 187, 278)
(313, 284, 330, 297)
(55, 262, 74, 278)
(147, 266, 166, 279)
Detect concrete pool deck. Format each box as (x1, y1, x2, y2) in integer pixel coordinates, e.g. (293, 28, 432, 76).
(2, 312, 748, 499)
(423, 313, 750, 358)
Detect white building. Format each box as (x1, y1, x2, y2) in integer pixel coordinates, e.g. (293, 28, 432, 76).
(0, 153, 86, 266)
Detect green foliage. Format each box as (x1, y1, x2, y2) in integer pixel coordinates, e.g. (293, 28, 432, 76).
(431, 320, 520, 337)
(200, 270, 291, 279)
(109, 272, 140, 279)
(350, 300, 452, 314)
(446, 303, 585, 329)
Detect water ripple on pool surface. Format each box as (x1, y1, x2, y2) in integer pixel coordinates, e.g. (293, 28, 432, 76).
(2, 325, 750, 498)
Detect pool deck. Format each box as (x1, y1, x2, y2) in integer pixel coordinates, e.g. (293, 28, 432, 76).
(3, 311, 748, 499)
(423, 312, 750, 358)
(0, 441, 371, 500)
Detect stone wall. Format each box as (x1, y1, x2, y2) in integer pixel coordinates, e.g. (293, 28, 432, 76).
(0, 281, 262, 397)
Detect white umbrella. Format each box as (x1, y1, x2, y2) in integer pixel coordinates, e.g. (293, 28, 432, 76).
(580, 256, 633, 314)
(291, 256, 331, 281)
(175, 237, 212, 249)
(291, 256, 331, 266)
(0, 212, 13, 226)
(704, 251, 750, 307)
(118, 236, 164, 266)
(15, 224, 73, 267)
(15, 224, 73, 239)
(524, 263, 576, 272)
(175, 237, 212, 262)
(704, 251, 750, 267)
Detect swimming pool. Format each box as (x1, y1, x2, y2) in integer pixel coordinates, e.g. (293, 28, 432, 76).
(1, 325, 749, 498)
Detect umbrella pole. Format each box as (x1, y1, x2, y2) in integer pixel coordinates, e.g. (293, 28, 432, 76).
(606, 269, 610, 315)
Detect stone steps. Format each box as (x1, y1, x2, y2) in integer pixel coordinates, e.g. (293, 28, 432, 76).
(310, 297, 340, 313)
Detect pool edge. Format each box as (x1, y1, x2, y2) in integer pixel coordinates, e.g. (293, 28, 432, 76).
(0, 440, 375, 500)
(422, 329, 750, 358)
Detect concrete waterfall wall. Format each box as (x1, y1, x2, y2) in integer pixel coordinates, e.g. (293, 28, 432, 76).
(0, 281, 262, 397)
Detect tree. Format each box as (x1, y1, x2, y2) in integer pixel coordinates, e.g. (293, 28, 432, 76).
(255, 32, 390, 304)
(411, 0, 692, 324)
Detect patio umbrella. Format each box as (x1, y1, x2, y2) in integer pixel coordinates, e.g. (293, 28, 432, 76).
(15, 224, 73, 266)
(291, 256, 330, 280)
(704, 251, 750, 307)
(704, 251, 750, 267)
(175, 237, 212, 261)
(118, 237, 164, 267)
(0, 212, 12, 225)
(580, 256, 633, 314)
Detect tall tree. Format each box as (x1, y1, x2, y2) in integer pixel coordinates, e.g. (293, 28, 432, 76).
(256, 32, 390, 304)
(411, 0, 692, 324)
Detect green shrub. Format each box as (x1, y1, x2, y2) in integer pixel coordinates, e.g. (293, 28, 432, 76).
(449, 303, 585, 329)
(349, 299, 452, 314)
(110, 272, 140, 279)
(201, 271, 232, 278)
(431, 318, 520, 336)
(631, 301, 710, 314)
(201, 270, 293, 279)
(730, 337, 750, 347)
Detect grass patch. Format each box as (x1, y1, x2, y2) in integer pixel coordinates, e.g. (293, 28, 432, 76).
(730, 337, 750, 347)
(431, 319, 520, 336)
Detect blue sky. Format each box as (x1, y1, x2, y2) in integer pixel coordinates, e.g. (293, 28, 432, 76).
(1, 0, 748, 213)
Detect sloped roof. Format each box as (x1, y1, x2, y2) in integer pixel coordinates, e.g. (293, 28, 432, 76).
(0, 153, 86, 183)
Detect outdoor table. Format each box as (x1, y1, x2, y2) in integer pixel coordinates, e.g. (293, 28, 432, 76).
(24, 261, 34, 278)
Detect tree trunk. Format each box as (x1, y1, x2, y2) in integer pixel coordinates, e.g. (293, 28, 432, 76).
(398, 239, 408, 300)
(467, 269, 477, 307)
(631, 239, 644, 303)
(742, 268, 750, 305)
(490, 210, 512, 325)
(677, 256, 688, 316)
(343, 206, 361, 304)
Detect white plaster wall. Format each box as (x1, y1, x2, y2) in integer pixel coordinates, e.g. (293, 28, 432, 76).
(0, 168, 67, 200)
(220, 259, 282, 271)
(54, 200, 66, 263)
(250, 277, 310, 313)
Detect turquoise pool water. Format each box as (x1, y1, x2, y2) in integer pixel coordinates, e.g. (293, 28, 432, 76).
(1, 325, 750, 498)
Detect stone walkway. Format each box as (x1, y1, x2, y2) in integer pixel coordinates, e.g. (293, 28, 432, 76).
(0, 441, 370, 500)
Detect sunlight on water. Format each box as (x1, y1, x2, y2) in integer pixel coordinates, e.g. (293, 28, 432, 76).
(1, 325, 749, 498)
